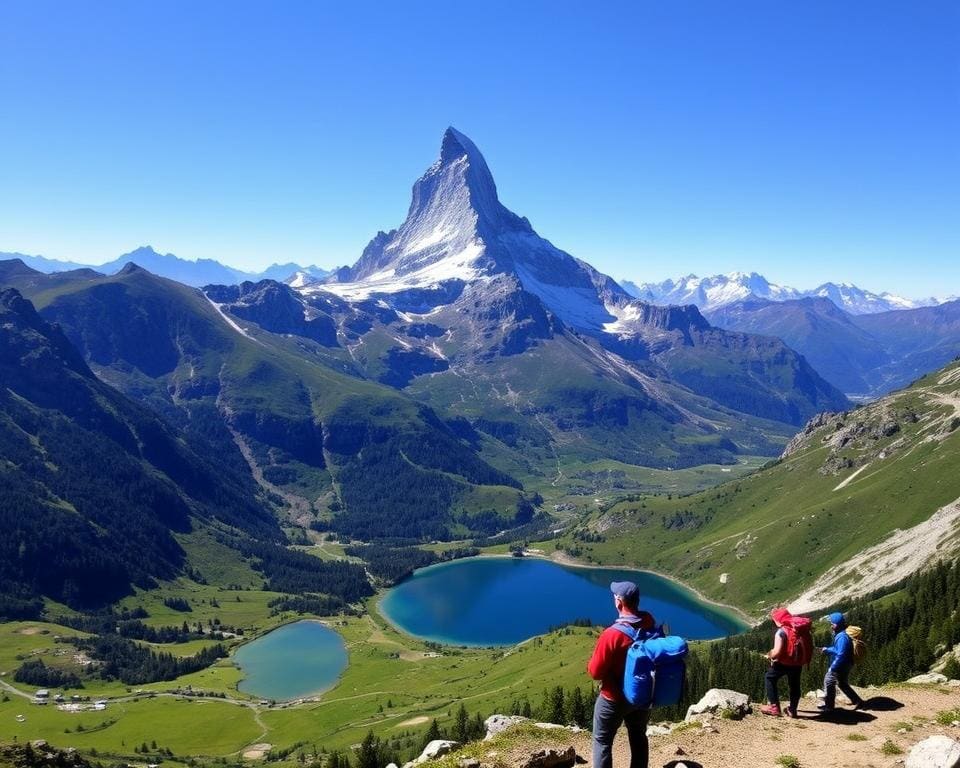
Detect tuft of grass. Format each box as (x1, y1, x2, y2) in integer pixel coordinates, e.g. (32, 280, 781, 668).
(880, 740, 903, 756)
(935, 708, 960, 726)
(892, 721, 914, 732)
(846, 733, 867, 741)
(776, 756, 801, 768)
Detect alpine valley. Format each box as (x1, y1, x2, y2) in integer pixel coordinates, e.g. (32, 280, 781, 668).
(2, 129, 960, 766)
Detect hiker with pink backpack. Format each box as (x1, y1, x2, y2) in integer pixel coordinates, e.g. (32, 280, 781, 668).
(760, 607, 812, 717)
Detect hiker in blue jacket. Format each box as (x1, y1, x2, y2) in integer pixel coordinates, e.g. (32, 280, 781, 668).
(819, 612, 865, 711)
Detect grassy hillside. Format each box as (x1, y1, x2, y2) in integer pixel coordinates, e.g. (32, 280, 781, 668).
(542, 358, 960, 615)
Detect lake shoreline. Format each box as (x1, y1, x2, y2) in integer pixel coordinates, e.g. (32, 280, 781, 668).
(534, 551, 757, 628)
(233, 619, 348, 702)
(377, 554, 752, 646)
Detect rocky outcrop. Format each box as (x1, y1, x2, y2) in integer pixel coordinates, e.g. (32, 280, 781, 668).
(403, 740, 460, 768)
(684, 689, 752, 722)
(484, 715, 529, 741)
(907, 672, 949, 685)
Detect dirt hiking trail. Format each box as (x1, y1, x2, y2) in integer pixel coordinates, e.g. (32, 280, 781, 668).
(500, 684, 960, 768)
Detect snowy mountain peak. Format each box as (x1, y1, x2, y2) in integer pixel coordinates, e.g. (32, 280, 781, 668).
(627, 272, 941, 315)
(310, 129, 640, 330)
(320, 128, 557, 301)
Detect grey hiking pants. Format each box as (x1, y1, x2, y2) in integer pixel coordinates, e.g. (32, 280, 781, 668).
(592, 694, 650, 768)
(824, 662, 863, 707)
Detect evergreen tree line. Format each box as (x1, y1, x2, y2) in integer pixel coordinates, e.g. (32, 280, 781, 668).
(14, 658, 84, 689)
(267, 595, 358, 617)
(343, 544, 481, 585)
(219, 535, 373, 600)
(70, 634, 228, 685)
(502, 686, 593, 729)
(162, 596, 192, 612)
(55, 613, 205, 643)
(320, 703, 490, 768)
(468, 513, 561, 549)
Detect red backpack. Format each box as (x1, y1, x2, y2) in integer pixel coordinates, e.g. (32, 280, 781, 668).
(780, 615, 814, 667)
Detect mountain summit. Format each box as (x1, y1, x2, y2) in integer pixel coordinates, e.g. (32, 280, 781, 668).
(308, 129, 849, 434)
(325, 128, 628, 330)
(336, 127, 530, 286)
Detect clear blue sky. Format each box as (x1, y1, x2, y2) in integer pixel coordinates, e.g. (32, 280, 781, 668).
(1, 1, 957, 297)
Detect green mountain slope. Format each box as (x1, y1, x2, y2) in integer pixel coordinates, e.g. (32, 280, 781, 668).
(0, 288, 281, 614)
(0, 262, 529, 540)
(706, 297, 890, 395)
(213, 277, 806, 481)
(708, 295, 960, 397)
(557, 357, 960, 615)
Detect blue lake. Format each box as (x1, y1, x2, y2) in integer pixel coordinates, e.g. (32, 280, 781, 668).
(380, 556, 746, 646)
(233, 620, 347, 701)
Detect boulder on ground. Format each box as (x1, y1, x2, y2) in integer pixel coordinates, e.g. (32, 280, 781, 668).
(484, 715, 529, 740)
(404, 740, 460, 768)
(905, 735, 960, 768)
(685, 689, 751, 722)
(518, 747, 577, 768)
(645, 724, 672, 737)
(906, 672, 948, 685)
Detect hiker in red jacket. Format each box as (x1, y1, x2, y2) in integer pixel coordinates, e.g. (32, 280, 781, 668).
(760, 607, 803, 718)
(587, 581, 656, 768)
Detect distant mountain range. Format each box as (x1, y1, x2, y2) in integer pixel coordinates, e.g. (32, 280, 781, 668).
(622, 271, 949, 315)
(706, 296, 960, 397)
(0, 246, 333, 288)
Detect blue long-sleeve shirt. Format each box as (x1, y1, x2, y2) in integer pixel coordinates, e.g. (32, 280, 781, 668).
(822, 629, 853, 669)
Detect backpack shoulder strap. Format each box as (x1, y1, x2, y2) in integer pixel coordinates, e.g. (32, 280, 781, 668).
(610, 621, 640, 642)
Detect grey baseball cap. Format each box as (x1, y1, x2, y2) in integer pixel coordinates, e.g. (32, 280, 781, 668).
(610, 581, 639, 604)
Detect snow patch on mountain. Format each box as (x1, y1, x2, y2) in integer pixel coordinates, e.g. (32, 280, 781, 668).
(312, 241, 485, 301)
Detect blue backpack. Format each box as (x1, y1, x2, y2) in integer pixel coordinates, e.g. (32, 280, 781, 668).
(612, 620, 689, 707)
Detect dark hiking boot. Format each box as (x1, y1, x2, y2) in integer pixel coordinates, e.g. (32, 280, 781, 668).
(784, 707, 798, 718)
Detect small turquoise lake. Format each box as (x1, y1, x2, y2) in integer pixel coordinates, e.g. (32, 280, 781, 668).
(233, 620, 347, 701)
(380, 556, 745, 646)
